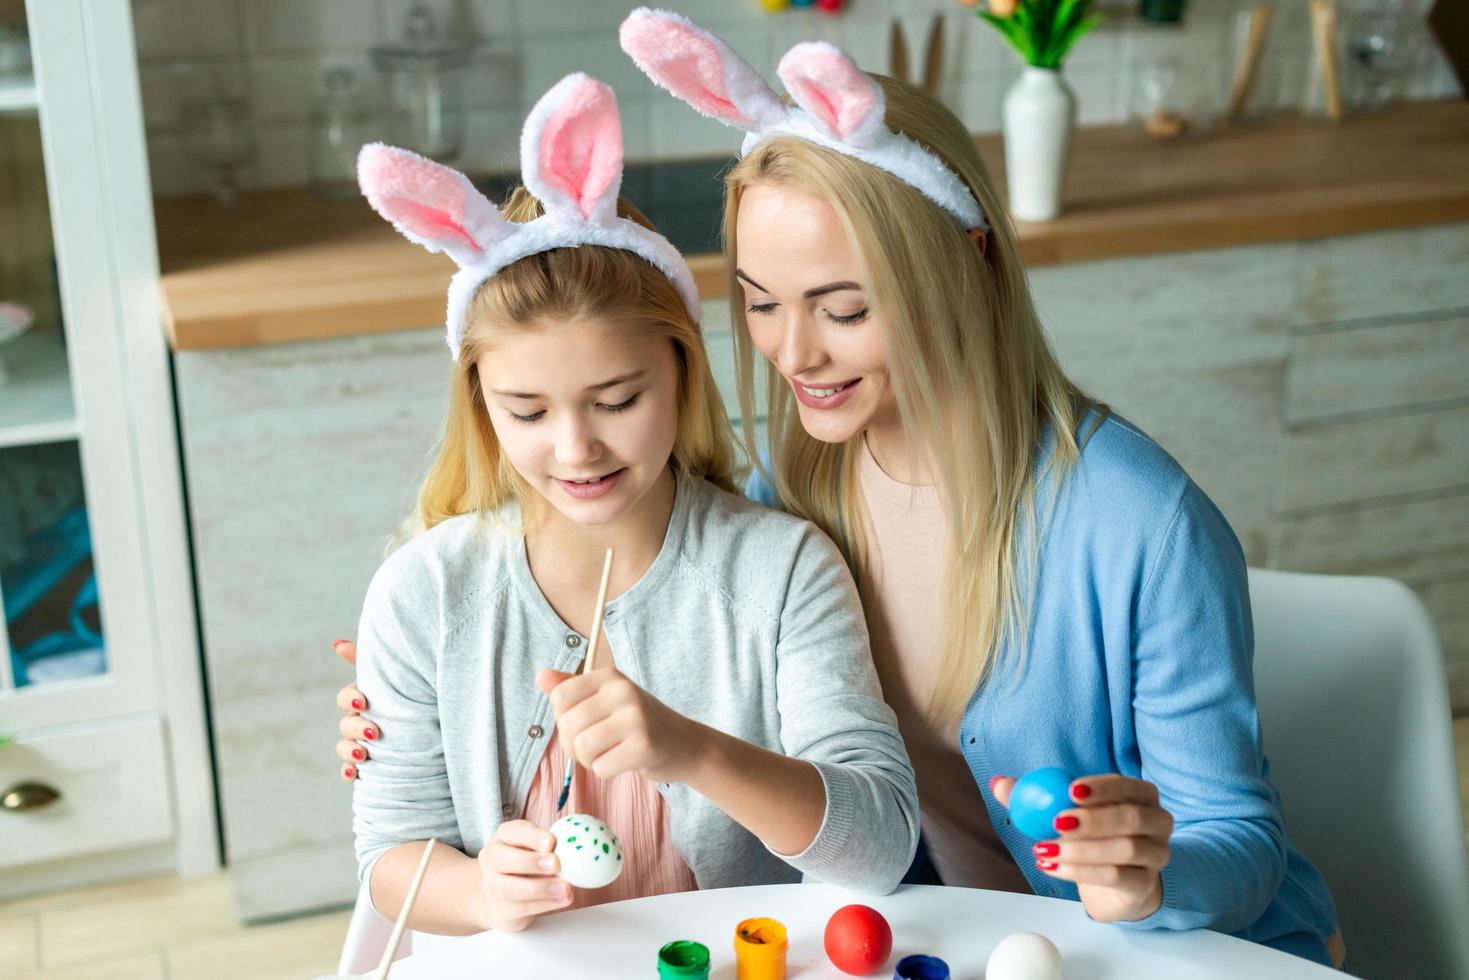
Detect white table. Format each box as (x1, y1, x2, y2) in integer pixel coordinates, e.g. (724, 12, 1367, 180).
(388, 883, 1346, 978)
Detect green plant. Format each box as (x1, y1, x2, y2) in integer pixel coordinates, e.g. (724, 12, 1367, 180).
(977, 0, 1104, 69)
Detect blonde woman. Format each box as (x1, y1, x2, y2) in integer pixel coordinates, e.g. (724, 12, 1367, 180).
(340, 74, 917, 936)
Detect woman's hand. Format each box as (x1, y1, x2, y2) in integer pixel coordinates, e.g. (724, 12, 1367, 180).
(333, 639, 375, 782)
(473, 819, 574, 932)
(992, 773, 1173, 923)
(536, 666, 705, 785)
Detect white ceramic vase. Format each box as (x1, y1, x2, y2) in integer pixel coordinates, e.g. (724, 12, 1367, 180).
(1002, 67, 1078, 222)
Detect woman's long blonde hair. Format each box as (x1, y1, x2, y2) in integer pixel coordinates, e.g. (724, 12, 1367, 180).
(402, 189, 738, 542)
(724, 76, 1103, 726)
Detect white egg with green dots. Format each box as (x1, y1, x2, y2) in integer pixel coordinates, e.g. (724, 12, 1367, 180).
(549, 813, 625, 889)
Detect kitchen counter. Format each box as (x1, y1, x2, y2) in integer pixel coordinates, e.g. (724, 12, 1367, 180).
(156, 99, 1469, 352)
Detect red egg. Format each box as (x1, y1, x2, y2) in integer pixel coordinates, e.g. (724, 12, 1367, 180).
(824, 904, 893, 975)
(817, 0, 844, 11)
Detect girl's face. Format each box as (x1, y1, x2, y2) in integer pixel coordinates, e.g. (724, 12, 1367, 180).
(476, 319, 680, 526)
(734, 183, 894, 445)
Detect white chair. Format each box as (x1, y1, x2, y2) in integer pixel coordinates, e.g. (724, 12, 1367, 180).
(336, 884, 410, 976)
(1249, 568, 1469, 980)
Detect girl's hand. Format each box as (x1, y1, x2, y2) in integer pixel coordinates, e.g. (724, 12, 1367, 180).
(536, 667, 704, 785)
(992, 773, 1173, 923)
(475, 819, 574, 932)
(333, 639, 373, 782)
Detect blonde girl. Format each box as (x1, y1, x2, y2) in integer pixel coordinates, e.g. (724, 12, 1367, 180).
(345, 73, 917, 936)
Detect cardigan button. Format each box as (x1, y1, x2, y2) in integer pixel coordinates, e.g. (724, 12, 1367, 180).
(565, 634, 581, 648)
(501, 803, 515, 818)
(528, 724, 544, 739)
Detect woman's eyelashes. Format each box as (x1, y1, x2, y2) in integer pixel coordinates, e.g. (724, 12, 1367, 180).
(744, 300, 869, 325)
(505, 393, 640, 424)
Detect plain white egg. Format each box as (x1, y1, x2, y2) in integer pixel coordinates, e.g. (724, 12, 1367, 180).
(549, 813, 625, 890)
(985, 931, 1062, 980)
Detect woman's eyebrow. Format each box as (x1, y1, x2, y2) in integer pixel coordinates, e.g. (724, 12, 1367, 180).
(490, 370, 645, 400)
(735, 269, 862, 300)
(735, 269, 767, 292)
(802, 281, 862, 299)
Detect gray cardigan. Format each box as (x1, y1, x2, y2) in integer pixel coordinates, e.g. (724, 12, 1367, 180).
(352, 473, 919, 898)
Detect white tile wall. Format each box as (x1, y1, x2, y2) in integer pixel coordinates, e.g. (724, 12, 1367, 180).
(131, 0, 1463, 197)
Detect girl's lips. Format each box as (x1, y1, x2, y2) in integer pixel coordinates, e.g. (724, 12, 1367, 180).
(555, 468, 626, 499)
(792, 377, 861, 410)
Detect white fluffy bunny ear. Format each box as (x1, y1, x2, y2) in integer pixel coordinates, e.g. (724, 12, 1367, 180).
(521, 73, 625, 225)
(620, 7, 786, 132)
(357, 143, 509, 268)
(777, 42, 887, 148)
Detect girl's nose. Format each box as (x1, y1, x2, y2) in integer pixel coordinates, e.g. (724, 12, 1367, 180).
(554, 416, 602, 468)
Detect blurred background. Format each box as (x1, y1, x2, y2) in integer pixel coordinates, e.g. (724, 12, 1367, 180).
(0, 0, 1465, 977)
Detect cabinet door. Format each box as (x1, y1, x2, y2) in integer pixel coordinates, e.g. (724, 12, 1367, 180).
(0, 0, 160, 730)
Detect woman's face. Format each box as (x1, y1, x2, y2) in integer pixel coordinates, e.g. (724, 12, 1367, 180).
(476, 319, 680, 526)
(734, 183, 895, 445)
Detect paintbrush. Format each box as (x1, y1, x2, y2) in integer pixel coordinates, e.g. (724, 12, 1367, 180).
(555, 548, 615, 812)
(371, 838, 435, 980)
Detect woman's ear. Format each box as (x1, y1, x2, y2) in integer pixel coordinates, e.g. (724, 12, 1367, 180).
(968, 227, 988, 257)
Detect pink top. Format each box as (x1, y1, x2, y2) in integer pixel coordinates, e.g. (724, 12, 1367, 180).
(857, 437, 1030, 893)
(522, 736, 698, 911)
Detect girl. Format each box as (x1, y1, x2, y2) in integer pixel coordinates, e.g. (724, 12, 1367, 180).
(347, 72, 917, 935)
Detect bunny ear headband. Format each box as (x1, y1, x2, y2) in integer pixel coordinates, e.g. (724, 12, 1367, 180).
(618, 7, 987, 231)
(358, 73, 701, 361)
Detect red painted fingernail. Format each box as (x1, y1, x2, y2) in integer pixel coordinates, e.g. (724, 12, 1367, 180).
(1037, 859, 1057, 871)
(351, 698, 363, 711)
(989, 775, 1003, 793)
(344, 765, 356, 779)
(1072, 782, 1092, 799)
(364, 727, 377, 740)
(1054, 815, 1080, 832)
(352, 748, 365, 761)
(1033, 842, 1059, 857)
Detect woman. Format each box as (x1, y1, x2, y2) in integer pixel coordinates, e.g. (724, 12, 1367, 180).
(334, 9, 1342, 966)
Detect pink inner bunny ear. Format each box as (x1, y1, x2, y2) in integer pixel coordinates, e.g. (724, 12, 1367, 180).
(358, 143, 495, 264)
(530, 75, 623, 221)
(777, 42, 886, 146)
(620, 8, 782, 131)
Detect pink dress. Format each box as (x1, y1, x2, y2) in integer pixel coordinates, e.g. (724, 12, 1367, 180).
(521, 736, 698, 911)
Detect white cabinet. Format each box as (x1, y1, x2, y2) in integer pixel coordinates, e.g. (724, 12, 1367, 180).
(0, 0, 215, 896)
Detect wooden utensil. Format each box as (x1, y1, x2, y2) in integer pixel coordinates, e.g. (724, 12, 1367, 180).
(890, 18, 910, 83)
(921, 13, 946, 96)
(1225, 2, 1276, 122)
(555, 548, 615, 812)
(373, 838, 436, 980)
(1310, 0, 1343, 121)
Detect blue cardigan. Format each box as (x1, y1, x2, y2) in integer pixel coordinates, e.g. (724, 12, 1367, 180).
(747, 412, 1339, 965)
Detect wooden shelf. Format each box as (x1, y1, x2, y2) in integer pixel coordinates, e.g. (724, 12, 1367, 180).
(0, 328, 79, 450)
(0, 73, 38, 113)
(157, 100, 1469, 352)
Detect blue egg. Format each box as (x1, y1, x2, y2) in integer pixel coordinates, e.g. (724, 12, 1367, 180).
(1007, 767, 1076, 840)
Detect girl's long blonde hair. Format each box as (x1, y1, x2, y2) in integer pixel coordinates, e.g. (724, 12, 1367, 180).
(724, 76, 1103, 726)
(403, 189, 738, 541)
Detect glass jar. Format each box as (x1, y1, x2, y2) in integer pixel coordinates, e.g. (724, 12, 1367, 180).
(310, 68, 373, 202)
(370, 2, 468, 164)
